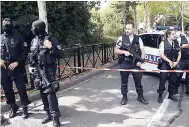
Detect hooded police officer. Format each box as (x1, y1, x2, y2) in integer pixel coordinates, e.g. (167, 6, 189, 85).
(0, 18, 31, 119)
(177, 24, 189, 95)
(29, 20, 62, 127)
(115, 23, 148, 105)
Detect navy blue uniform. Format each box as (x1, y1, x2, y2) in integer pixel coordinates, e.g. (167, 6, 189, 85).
(177, 35, 189, 92)
(157, 40, 180, 94)
(30, 34, 62, 118)
(117, 34, 144, 95)
(0, 32, 30, 106)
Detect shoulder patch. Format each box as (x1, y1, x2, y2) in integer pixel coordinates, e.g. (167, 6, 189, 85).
(57, 45, 61, 50)
(24, 42, 28, 47)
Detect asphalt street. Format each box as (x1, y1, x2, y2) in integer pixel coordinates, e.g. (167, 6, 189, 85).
(3, 70, 189, 127)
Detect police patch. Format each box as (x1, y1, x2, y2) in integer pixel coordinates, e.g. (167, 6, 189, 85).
(57, 45, 61, 50)
(23, 42, 27, 47)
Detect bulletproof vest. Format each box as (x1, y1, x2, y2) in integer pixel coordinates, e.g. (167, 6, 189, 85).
(164, 40, 180, 62)
(120, 34, 141, 60)
(0, 33, 20, 63)
(180, 36, 189, 60)
(30, 35, 56, 65)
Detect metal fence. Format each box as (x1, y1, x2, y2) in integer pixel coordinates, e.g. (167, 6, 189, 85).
(56, 42, 118, 79)
(1, 42, 118, 97)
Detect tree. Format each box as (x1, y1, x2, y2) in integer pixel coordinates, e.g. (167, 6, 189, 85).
(37, 1, 48, 32)
(1, 1, 97, 46)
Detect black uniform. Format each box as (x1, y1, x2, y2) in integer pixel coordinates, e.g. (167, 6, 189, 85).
(0, 18, 31, 118)
(157, 40, 180, 102)
(30, 35, 61, 116)
(177, 35, 189, 94)
(117, 34, 148, 105)
(29, 20, 62, 127)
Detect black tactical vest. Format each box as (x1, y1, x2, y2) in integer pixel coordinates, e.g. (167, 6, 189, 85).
(0, 33, 21, 63)
(120, 34, 141, 60)
(30, 35, 56, 65)
(164, 40, 180, 62)
(180, 36, 189, 60)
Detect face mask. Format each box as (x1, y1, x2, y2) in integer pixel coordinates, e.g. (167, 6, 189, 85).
(31, 20, 46, 36)
(2, 18, 13, 34)
(31, 26, 40, 36)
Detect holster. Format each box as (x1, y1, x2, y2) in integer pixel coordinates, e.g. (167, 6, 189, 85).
(157, 59, 163, 69)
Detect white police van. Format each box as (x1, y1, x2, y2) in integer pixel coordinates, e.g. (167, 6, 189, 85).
(140, 31, 164, 71)
(139, 31, 186, 79)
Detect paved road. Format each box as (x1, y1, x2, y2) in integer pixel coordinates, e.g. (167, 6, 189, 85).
(3, 70, 189, 127)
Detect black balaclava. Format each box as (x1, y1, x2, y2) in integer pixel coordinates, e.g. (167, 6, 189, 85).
(184, 24, 189, 35)
(184, 24, 189, 31)
(31, 20, 46, 36)
(2, 18, 13, 34)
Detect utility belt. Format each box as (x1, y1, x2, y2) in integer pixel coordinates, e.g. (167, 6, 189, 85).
(158, 59, 179, 70)
(118, 55, 133, 64)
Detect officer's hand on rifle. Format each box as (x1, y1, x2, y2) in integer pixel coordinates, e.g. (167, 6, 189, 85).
(0, 59, 6, 69)
(136, 62, 142, 67)
(124, 51, 131, 56)
(44, 40, 52, 49)
(8, 62, 18, 70)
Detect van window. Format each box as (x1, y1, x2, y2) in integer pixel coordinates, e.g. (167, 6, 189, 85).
(140, 34, 162, 48)
(157, 35, 164, 48)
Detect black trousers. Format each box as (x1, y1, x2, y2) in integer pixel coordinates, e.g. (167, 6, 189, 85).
(176, 60, 189, 92)
(40, 64, 61, 118)
(120, 60, 143, 96)
(1, 68, 30, 106)
(157, 62, 177, 94)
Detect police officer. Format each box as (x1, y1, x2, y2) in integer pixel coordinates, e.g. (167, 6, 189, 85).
(157, 29, 181, 103)
(177, 24, 189, 95)
(29, 20, 62, 127)
(115, 23, 148, 105)
(0, 18, 31, 118)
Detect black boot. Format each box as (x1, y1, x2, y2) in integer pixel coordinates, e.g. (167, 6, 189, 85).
(42, 111, 52, 124)
(22, 106, 29, 119)
(158, 94, 163, 103)
(7, 104, 19, 118)
(168, 93, 178, 102)
(137, 94, 148, 105)
(121, 95, 128, 105)
(53, 117, 60, 127)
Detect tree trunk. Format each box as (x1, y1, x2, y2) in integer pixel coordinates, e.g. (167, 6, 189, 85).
(143, 1, 147, 32)
(133, 2, 138, 34)
(37, 1, 48, 33)
(181, 1, 184, 33)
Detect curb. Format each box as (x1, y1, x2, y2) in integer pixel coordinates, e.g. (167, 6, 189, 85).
(1, 60, 118, 113)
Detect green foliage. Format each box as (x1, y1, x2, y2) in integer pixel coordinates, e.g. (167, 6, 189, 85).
(137, 1, 189, 26)
(100, 1, 133, 40)
(1, 1, 100, 46)
(1, 1, 38, 43)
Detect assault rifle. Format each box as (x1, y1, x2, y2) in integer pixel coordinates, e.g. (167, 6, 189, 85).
(117, 41, 145, 65)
